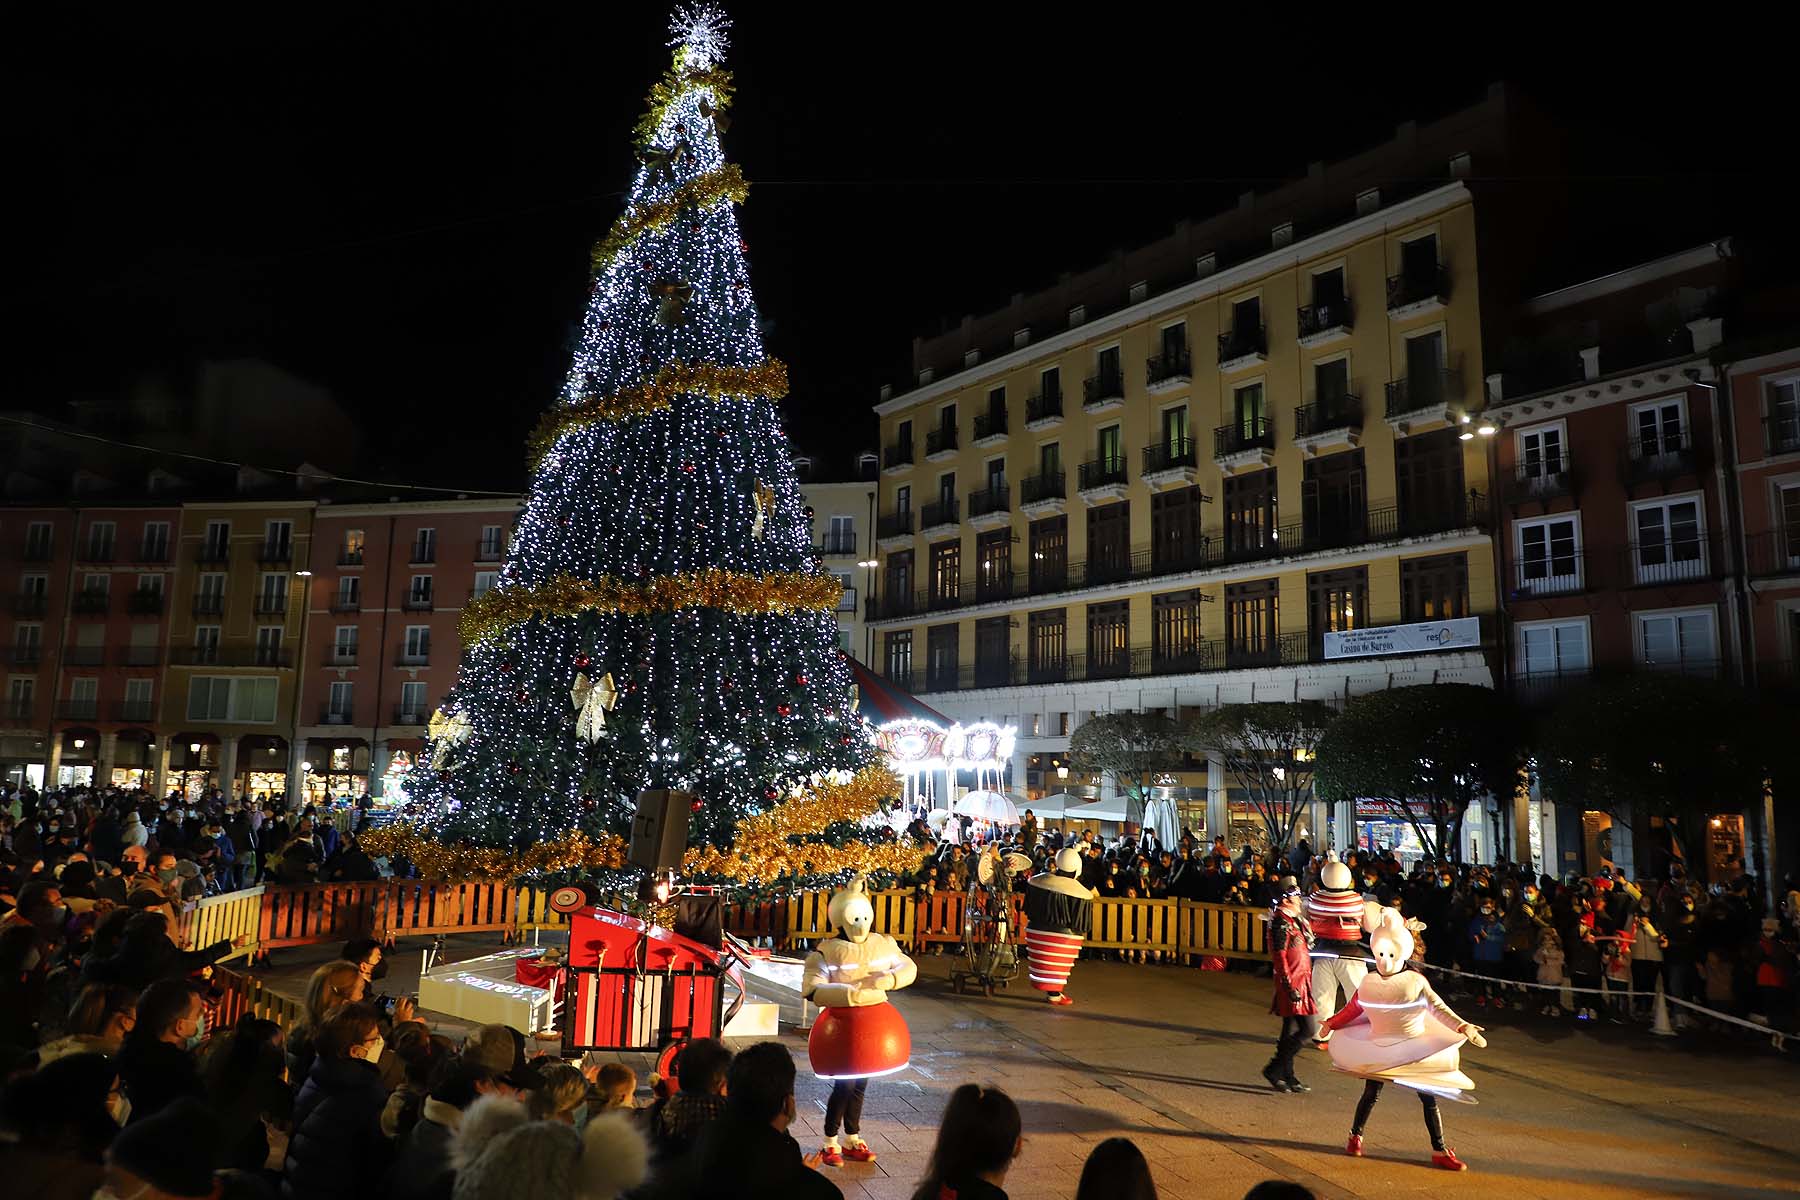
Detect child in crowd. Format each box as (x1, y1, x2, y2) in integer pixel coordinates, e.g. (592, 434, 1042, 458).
(595, 1063, 637, 1110)
(1534, 928, 1568, 1017)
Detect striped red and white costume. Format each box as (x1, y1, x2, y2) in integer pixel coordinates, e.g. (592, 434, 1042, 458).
(1307, 859, 1381, 1040)
(1023, 850, 1095, 1000)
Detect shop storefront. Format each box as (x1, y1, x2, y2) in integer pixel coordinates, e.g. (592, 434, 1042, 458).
(302, 740, 371, 804)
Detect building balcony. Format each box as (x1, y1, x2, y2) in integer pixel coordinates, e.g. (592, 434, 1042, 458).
(77, 545, 116, 565)
(1225, 632, 1309, 670)
(1296, 301, 1354, 347)
(396, 651, 430, 668)
(253, 595, 289, 616)
(1621, 431, 1700, 488)
(1397, 490, 1489, 538)
(1512, 550, 1586, 599)
(1293, 396, 1362, 454)
(11, 593, 46, 618)
(925, 426, 959, 461)
(1146, 347, 1192, 393)
(71, 591, 111, 615)
(1019, 471, 1066, 516)
(973, 410, 1008, 446)
(325, 649, 359, 667)
(330, 596, 362, 613)
(171, 646, 293, 668)
(1076, 456, 1128, 503)
(408, 544, 437, 566)
(836, 586, 858, 613)
(6, 647, 42, 667)
(882, 442, 914, 474)
(1025, 391, 1064, 429)
(967, 485, 1010, 529)
(926, 582, 963, 612)
(255, 542, 294, 565)
(320, 706, 357, 726)
(192, 595, 225, 617)
(1507, 459, 1578, 507)
(974, 568, 1014, 603)
(133, 545, 171, 565)
(876, 511, 914, 547)
(1512, 669, 1592, 708)
(127, 589, 165, 616)
(1383, 367, 1460, 427)
(402, 595, 436, 612)
(392, 706, 428, 726)
(3, 699, 35, 721)
(114, 700, 156, 723)
(919, 498, 959, 534)
(476, 541, 506, 562)
(1386, 265, 1449, 317)
(1745, 527, 1800, 578)
(339, 548, 365, 566)
(1213, 416, 1275, 471)
(20, 542, 55, 563)
(1624, 534, 1722, 588)
(1141, 437, 1199, 488)
(61, 645, 106, 667)
(1766, 414, 1800, 457)
(1083, 372, 1125, 412)
(817, 531, 857, 556)
(116, 646, 161, 667)
(195, 543, 232, 565)
(57, 699, 99, 721)
(1217, 327, 1267, 373)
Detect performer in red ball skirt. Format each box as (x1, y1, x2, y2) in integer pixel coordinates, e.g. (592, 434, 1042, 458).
(1023, 847, 1096, 1006)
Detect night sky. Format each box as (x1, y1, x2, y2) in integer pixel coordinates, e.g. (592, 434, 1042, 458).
(6, 9, 1791, 494)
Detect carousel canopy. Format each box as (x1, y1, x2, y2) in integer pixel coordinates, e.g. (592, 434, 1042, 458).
(846, 657, 949, 724)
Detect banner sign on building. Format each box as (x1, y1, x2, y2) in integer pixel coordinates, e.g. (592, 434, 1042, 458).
(1323, 616, 1480, 661)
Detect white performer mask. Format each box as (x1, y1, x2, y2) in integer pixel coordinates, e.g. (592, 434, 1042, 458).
(828, 879, 875, 944)
(1370, 909, 1415, 977)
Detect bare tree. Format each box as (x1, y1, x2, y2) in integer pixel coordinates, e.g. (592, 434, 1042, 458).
(1067, 711, 1186, 826)
(1188, 701, 1337, 854)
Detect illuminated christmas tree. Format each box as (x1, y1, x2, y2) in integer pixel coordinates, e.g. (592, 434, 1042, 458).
(378, 6, 909, 886)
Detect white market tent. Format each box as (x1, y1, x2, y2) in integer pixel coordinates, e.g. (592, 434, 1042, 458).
(1062, 796, 1134, 825)
(1020, 792, 1083, 821)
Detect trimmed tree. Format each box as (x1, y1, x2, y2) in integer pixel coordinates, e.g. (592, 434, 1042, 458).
(1188, 701, 1337, 854)
(1314, 684, 1522, 864)
(1067, 711, 1187, 827)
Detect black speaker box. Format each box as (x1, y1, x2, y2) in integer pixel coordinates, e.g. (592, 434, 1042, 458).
(629, 788, 694, 870)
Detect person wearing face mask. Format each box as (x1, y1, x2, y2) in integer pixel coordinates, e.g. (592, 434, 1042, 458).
(84, 910, 248, 992)
(1467, 896, 1507, 1006)
(0, 1051, 122, 1200)
(284, 1002, 396, 1200)
(116, 979, 208, 1123)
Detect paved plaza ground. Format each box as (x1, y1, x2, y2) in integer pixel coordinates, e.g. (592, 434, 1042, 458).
(259, 937, 1800, 1199)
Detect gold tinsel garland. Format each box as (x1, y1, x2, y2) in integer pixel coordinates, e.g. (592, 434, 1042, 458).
(633, 63, 734, 148)
(359, 766, 922, 885)
(357, 823, 627, 883)
(590, 163, 750, 275)
(460, 568, 841, 645)
(528, 358, 788, 463)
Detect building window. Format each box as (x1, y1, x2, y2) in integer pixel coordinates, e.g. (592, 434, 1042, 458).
(885, 550, 913, 614)
(1312, 267, 1346, 311)
(1095, 345, 1121, 389)
(1223, 469, 1277, 556)
(1636, 608, 1717, 676)
(927, 625, 959, 691)
(399, 681, 428, 720)
(1087, 601, 1130, 678)
(1401, 553, 1469, 621)
(68, 677, 99, 719)
(139, 521, 171, 562)
(1232, 381, 1265, 439)
(409, 575, 434, 607)
(1515, 514, 1582, 595)
(479, 525, 506, 559)
(7, 677, 34, 718)
(342, 528, 366, 564)
(13, 624, 43, 660)
(1225, 579, 1279, 666)
(884, 630, 913, 684)
(412, 527, 437, 564)
(334, 626, 358, 663)
(202, 520, 231, 560)
(1306, 567, 1367, 655)
(20, 574, 47, 599)
(824, 515, 855, 555)
(263, 520, 293, 560)
(1160, 403, 1190, 451)
(1028, 610, 1066, 682)
(1160, 321, 1187, 362)
(1152, 590, 1205, 672)
(186, 676, 278, 723)
(1777, 484, 1800, 568)
(1515, 619, 1589, 691)
(894, 484, 912, 516)
(1518, 423, 1566, 483)
(1301, 450, 1367, 549)
(1087, 501, 1130, 583)
(976, 529, 1011, 600)
(328, 681, 354, 720)
(337, 576, 360, 608)
(1151, 486, 1204, 571)
(87, 521, 116, 561)
(403, 626, 431, 664)
(1769, 378, 1800, 454)
(258, 572, 288, 613)
(192, 626, 221, 663)
(1313, 357, 1350, 406)
(1629, 396, 1687, 460)
(25, 521, 53, 559)
(1057, 711, 1071, 737)
(1403, 329, 1447, 400)
(83, 573, 111, 598)
(473, 570, 498, 599)
(1040, 366, 1061, 404)
(936, 472, 955, 509)
(1631, 495, 1706, 584)
(975, 617, 1011, 687)
(123, 678, 152, 716)
(929, 540, 960, 607)
(255, 627, 284, 666)
(136, 573, 165, 597)
(1029, 517, 1066, 593)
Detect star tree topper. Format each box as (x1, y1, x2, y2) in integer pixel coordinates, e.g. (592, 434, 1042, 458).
(668, 3, 731, 70)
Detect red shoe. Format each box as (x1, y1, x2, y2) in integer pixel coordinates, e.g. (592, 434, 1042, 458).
(1049, 994, 1074, 1006)
(821, 1145, 844, 1167)
(1345, 1135, 1364, 1157)
(842, 1142, 878, 1163)
(1432, 1149, 1467, 1172)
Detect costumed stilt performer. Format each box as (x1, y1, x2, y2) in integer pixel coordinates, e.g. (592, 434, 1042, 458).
(1264, 877, 1315, 1093)
(1022, 847, 1096, 1006)
(1307, 852, 1381, 1046)
(800, 875, 918, 1168)
(1320, 908, 1488, 1172)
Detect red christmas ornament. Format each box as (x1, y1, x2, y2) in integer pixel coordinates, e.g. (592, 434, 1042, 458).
(738, 237, 748, 252)
(840, 736, 853, 746)
(598, 320, 611, 331)
(581, 795, 597, 811)
(507, 761, 523, 775)
(777, 704, 792, 717)
(515, 689, 530, 704)
(764, 786, 779, 801)
(690, 798, 704, 813)
(793, 673, 808, 686)
(573, 654, 591, 669)
(499, 660, 515, 673)
(681, 462, 696, 473)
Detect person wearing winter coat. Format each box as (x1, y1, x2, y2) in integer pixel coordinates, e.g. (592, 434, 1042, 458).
(449, 1094, 647, 1200)
(283, 1002, 394, 1200)
(386, 1060, 494, 1200)
(1263, 879, 1315, 1094)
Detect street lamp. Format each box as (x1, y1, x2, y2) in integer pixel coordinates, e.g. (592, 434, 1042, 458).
(301, 760, 313, 773)
(189, 742, 201, 754)
(73, 737, 86, 750)
(1056, 762, 1070, 782)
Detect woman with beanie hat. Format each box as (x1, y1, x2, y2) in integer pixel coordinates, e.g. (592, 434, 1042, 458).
(450, 1094, 648, 1200)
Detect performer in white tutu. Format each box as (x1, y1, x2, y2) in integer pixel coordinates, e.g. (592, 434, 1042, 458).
(1306, 852, 1381, 1044)
(1320, 908, 1488, 1172)
(1022, 847, 1095, 1006)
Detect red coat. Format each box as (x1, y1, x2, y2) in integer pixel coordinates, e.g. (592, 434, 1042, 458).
(1270, 908, 1315, 1016)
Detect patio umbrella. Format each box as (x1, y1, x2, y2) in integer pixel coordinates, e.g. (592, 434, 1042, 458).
(953, 789, 1019, 825)
(1024, 792, 1081, 821)
(1142, 797, 1180, 849)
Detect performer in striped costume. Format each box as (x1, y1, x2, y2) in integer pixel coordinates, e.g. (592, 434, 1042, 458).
(1306, 854, 1382, 1043)
(1023, 847, 1096, 1006)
